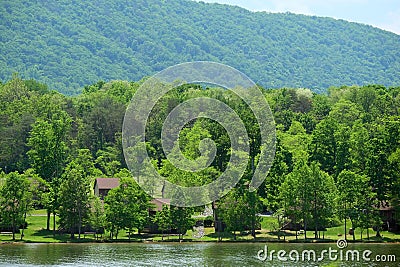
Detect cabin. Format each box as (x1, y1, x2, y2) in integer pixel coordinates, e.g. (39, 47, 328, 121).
(93, 178, 119, 200)
(93, 178, 171, 233)
(93, 177, 170, 212)
(150, 198, 171, 213)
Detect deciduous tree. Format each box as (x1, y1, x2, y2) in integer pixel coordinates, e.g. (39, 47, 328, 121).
(0, 172, 31, 240)
(58, 162, 91, 239)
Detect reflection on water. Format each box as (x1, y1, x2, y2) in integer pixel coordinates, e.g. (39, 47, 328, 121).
(0, 242, 398, 266)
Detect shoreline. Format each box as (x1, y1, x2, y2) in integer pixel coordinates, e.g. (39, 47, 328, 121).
(2, 239, 400, 245)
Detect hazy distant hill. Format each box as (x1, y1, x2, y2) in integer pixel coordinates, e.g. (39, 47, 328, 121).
(1, 0, 399, 95)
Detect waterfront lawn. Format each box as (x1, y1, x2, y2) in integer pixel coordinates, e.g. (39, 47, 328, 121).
(29, 209, 48, 216)
(259, 217, 400, 243)
(1, 212, 400, 243)
(24, 215, 69, 243)
(0, 214, 60, 243)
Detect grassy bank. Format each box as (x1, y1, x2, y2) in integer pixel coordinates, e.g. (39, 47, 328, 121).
(1, 210, 399, 243)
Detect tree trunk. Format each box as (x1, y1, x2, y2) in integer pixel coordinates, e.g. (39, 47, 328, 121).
(277, 215, 280, 240)
(212, 201, 218, 241)
(344, 218, 347, 241)
(47, 210, 51, 230)
(304, 219, 307, 240)
(252, 217, 256, 240)
(20, 207, 28, 241)
(12, 217, 15, 241)
(351, 220, 355, 242)
(78, 209, 81, 240)
(53, 212, 56, 237)
(376, 227, 381, 238)
(78, 222, 81, 240)
(314, 190, 318, 239)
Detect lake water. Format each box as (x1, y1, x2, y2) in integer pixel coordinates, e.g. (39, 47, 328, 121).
(0, 242, 398, 266)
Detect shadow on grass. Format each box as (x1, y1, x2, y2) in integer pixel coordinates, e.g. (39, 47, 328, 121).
(205, 231, 262, 241)
(268, 230, 296, 237)
(350, 235, 400, 243)
(205, 231, 234, 240)
(29, 229, 101, 243)
(29, 229, 70, 242)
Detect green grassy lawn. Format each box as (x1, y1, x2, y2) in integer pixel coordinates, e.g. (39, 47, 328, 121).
(256, 217, 400, 243)
(1, 212, 399, 243)
(29, 209, 48, 216)
(0, 213, 71, 243)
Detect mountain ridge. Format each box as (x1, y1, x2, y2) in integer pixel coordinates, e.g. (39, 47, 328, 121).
(1, 0, 399, 95)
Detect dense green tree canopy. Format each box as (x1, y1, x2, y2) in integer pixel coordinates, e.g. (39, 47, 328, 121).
(1, 74, 400, 238)
(1, 0, 400, 95)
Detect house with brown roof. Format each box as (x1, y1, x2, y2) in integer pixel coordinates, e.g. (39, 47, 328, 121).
(93, 177, 171, 233)
(151, 198, 171, 212)
(93, 178, 170, 211)
(94, 178, 119, 200)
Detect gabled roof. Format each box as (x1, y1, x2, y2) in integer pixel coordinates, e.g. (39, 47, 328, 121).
(94, 178, 119, 190)
(151, 198, 171, 211)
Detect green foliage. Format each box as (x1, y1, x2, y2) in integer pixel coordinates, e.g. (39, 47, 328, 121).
(279, 161, 337, 239)
(1, 75, 400, 239)
(1, 1, 400, 95)
(104, 177, 151, 239)
(262, 136, 292, 212)
(309, 117, 344, 176)
(58, 161, 92, 239)
(0, 74, 37, 172)
(27, 111, 71, 182)
(170, 206, 194, 240)
(219, 187, 262, 240)
(336, 170, 378, 240)
(153, 205, 172, 239)
(70, 149, 103, 178)
(75, 91, 126, 155)
(0, 172, 31, 240)
(24, 169, 47, 210)
(89, 196, 106, 234)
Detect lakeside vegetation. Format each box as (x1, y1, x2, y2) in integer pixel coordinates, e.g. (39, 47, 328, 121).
(1, 210, 399, 243)
(0, 75, 400, 243)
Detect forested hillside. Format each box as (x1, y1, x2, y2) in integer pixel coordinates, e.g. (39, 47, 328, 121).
(1, 0, 400, 95)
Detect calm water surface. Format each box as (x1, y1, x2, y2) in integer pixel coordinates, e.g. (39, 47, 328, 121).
(0, 242, 399, 266)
